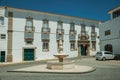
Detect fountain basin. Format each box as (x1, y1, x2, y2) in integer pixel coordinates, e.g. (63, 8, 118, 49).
(47, 60, 75, 70)
(54, 54, 68, 62)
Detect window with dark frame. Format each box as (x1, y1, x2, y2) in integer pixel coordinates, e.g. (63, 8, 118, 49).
(0, 34, 6, 39)
(92, 43, 96, 51)
(70, 23, 75, 31)
(70, 41, 76, 51)
(26, 17, 33, 31)
(0, 17, 4, 25)
(105, 30, 111, 36)
(42, 42, 49, 52)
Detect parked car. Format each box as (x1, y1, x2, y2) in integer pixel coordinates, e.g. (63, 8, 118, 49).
(96, 51, 115, 61)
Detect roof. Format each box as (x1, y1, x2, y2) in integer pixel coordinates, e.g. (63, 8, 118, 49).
(108, 6, 120, 14)
(0, 6, 100, 23)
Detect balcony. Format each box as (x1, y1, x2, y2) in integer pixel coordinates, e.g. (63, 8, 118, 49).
(56, 29, 64, 34)
(24, 32, 34, 41)
(78, 33, 89, 40)
(69, 30, 77, 35)
(42, 27, 50, 34)
(25, 26, 35, 32)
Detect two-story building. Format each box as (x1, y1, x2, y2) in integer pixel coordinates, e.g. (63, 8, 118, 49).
(0, 6, 100, 63)
(100, 6, 120, 54)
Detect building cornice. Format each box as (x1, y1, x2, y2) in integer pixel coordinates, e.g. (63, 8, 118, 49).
(0, 6, 100, 23)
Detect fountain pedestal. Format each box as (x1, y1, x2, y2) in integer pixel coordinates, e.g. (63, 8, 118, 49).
(47, 32, 75, 70)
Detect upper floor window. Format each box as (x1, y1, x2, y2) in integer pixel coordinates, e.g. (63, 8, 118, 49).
(105, 30, 111, 36)
(112, 9, 120, 19)
(0, 34, 6, 39)
(42, 19, 50, 33)
(0, 17, 4, 25)
(43, 19, 49, 28)
(91, 25, 95, 32)
(81, 24, 85, 31)
(25, 17, 33, 31)
(57, 21, 63, 30)
(70, 23, 75, 31)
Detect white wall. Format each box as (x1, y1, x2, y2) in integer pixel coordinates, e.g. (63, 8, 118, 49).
(3, 8, 100, 62)
(100, 16, 120, 54)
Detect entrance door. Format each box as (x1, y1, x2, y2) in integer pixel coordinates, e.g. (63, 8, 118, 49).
(0, 51, 5, 62)
(24, 49, 34, 61)
(81, 45, 87, 56)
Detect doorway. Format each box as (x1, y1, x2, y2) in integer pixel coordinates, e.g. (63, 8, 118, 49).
(24, 49, 34, 61)
(0, 51, 5, 62)
(81, 44, 87, 56)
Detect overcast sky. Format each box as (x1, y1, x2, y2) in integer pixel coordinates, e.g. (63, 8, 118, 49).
(0, 0, 120, 21)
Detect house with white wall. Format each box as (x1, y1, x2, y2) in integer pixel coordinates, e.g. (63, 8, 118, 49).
(0, 6, 100, 63)
(99, 6, 120, 54)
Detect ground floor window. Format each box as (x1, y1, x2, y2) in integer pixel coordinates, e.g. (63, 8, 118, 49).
(42, 41, 49, 52)
(92, 42, 96, 51)
(0, 34, 6, 39)
(70, 41, 76, 51)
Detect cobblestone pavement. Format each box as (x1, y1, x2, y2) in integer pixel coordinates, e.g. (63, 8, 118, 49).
(0, 57, 120, 80)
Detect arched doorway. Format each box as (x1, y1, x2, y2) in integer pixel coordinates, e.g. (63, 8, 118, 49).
(105, 44, 113, 52)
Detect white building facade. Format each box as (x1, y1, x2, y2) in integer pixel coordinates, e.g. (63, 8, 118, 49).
(100, 6, 120, 54)
(0, 6, 100, 63)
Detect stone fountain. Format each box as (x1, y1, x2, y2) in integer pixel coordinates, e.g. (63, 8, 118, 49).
(47, 32, 75, 70)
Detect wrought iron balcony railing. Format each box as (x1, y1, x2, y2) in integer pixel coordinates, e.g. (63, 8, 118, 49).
(42, 27, 50, 34)
(69, 30, 77, 35)
(56, 29, 64, 34)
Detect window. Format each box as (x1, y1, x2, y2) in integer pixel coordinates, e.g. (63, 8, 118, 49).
(91, 25, 95, 32)
(42, 19, 50, 33)
(26, 17, 33, 31)
(57, 21, 64, 34)
(0, 17, 4, 25)
(43, 19, 48, 29)
(91, 25, 96, 37)
(92, 43, 96, 51)
(105, 30, 111, 36)
(81, 24, 85, 31)
(57, 21, 63, 30)
(0, 34, 6, 39)
(112, 9, 120, 18)
(70, 41, 76, 51)
(42, 42, 49, 51)
(26, 40, 33, 44)
(70, 23, 75, 31)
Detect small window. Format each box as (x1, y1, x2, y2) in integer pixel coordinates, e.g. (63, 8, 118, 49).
(92, 43, 96, 51)
(1, 34, 6, 39)
(43, 19, 49, 29)
(0, 17, 4, 25)
(70, 41, 76, 51)
(26, 40, 33, 44)
(57, 21, 63, 30)
(70, 23, 75, 31)
(105, 30, 111, 36)
(81, 24, 85, 31)
(42, 42, 49, 52)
